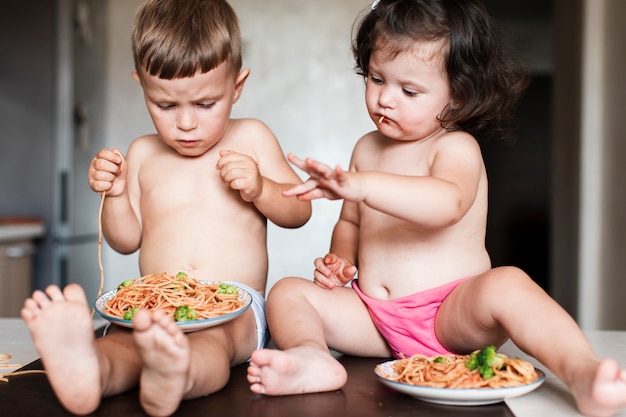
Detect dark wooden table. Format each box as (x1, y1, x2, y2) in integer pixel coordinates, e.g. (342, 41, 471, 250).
(0, 327, 515, 417)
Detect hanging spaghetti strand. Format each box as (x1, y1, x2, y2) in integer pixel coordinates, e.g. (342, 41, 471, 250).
(93, 190, 106, 317)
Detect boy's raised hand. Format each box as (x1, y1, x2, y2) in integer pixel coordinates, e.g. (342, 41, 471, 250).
(216, 149, 262, 202)
(88, 148, 126, 197)
(313, 253, 357, 289)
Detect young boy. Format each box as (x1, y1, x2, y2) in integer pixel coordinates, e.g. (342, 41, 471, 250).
(21, 0, 311, 416)
(247, 1, 626, 416)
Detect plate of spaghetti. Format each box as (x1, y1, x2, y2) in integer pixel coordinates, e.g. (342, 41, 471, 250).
(374, 346, 545, 406)
(94, 272, 252, 332)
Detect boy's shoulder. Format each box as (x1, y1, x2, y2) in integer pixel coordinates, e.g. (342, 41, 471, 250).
(228, 117, 272, 134)
(225, 117, 278, 146)
(127, 134, 164, 154)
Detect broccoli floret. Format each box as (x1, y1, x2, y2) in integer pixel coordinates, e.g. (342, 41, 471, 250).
(466, 345, 505, 379)
(118, 279, 134, 290)
(174, 305, 197, 322)
(433, 356, 446, 364)
(218, 283, 238, 295)
(123, 307, 139, 320)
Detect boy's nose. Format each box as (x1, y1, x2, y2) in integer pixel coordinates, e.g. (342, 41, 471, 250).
(177, 110, 197, 130)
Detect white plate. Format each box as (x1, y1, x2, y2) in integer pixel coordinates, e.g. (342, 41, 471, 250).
(94, 281, 252, 332)
(375, 359, 545, 406)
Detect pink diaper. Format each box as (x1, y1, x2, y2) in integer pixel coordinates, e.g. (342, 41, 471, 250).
(352, 278, 466, 358)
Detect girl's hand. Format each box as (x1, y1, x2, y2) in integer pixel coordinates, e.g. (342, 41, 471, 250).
(313, 253, 357, 289)
(217, 150, 262, 202)
(283, 153, 364, 202)
(88, 149, 126, 197)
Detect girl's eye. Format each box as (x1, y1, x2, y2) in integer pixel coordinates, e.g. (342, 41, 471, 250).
(369, 75, 383, 85)
(198, 102, 215, 109)
(403, 88, 418, 97)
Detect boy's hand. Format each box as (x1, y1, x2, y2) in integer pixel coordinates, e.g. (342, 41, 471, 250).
(217, 150, 262, 202)
(283, 153, 364, 202)
(88, 149, 126, 197)
(313, 253, 357, 289)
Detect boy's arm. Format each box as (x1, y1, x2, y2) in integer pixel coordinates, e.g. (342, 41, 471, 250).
(88, 146, 142, 254)
(251, 177, 312, 228)
(100, 192, 142, 254)
(217, 120, 312, 228)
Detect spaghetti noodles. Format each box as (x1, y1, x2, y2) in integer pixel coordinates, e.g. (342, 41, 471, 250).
(378, 349, 538, 389)
(103, 272, 246, 321)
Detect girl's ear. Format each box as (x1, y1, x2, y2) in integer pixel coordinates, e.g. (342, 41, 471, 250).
(232, 68, 251, 103)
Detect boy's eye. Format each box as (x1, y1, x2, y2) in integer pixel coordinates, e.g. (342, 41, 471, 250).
(198, 102, 215, 109)
(157, 104, 175, 110)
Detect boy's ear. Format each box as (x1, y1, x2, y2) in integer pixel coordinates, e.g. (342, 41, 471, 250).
(132, 71, 141, 85)
(233, 68, 250, 103)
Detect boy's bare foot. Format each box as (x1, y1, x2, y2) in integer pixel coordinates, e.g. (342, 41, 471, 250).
(573, 358, 626, 417)
(21, 284, 101, 415)
(133, 309, 190, 417)
(247, 346, 347, 395)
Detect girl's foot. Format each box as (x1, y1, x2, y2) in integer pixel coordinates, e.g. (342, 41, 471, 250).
(248, 346, 347, 395)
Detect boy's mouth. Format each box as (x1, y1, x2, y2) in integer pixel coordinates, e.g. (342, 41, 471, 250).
(178, 139, 200, 147)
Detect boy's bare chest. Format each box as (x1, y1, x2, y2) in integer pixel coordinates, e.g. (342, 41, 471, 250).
(138, 156, 236, 208)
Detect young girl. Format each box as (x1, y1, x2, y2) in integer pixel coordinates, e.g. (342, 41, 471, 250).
(247, 1, 626, 416)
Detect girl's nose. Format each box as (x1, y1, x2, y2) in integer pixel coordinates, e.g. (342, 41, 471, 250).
(378, 87, 394, 108)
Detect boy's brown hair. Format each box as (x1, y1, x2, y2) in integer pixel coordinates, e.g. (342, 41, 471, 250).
(132, 0, 242, 80)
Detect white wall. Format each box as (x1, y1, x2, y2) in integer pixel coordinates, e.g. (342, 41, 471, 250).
(578, 0, 626, 330)
(103, 0, 373, 292)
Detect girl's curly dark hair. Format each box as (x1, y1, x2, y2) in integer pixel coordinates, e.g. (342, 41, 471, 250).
(353, 0, 529, 140)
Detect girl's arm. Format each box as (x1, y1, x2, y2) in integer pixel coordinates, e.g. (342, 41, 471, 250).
(356, 137, 483, 228)
(285, 132, 483, 229)
(312, 200, 359, 289)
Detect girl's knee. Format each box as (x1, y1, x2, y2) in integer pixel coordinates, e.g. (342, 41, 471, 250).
(267, 277, 310, 303)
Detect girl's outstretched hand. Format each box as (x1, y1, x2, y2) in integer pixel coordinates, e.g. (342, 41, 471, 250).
(283, 153, 363, 202)
(313, 253, 357, 289)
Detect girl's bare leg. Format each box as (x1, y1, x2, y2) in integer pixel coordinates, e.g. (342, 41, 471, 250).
(21, 284, 102, 415)
(248, 278, 347, 395)
(437, 266, 626, 417)
(248, 277, 386, 395)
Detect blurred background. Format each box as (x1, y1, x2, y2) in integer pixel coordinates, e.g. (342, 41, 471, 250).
(0, 0, 624, 330)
